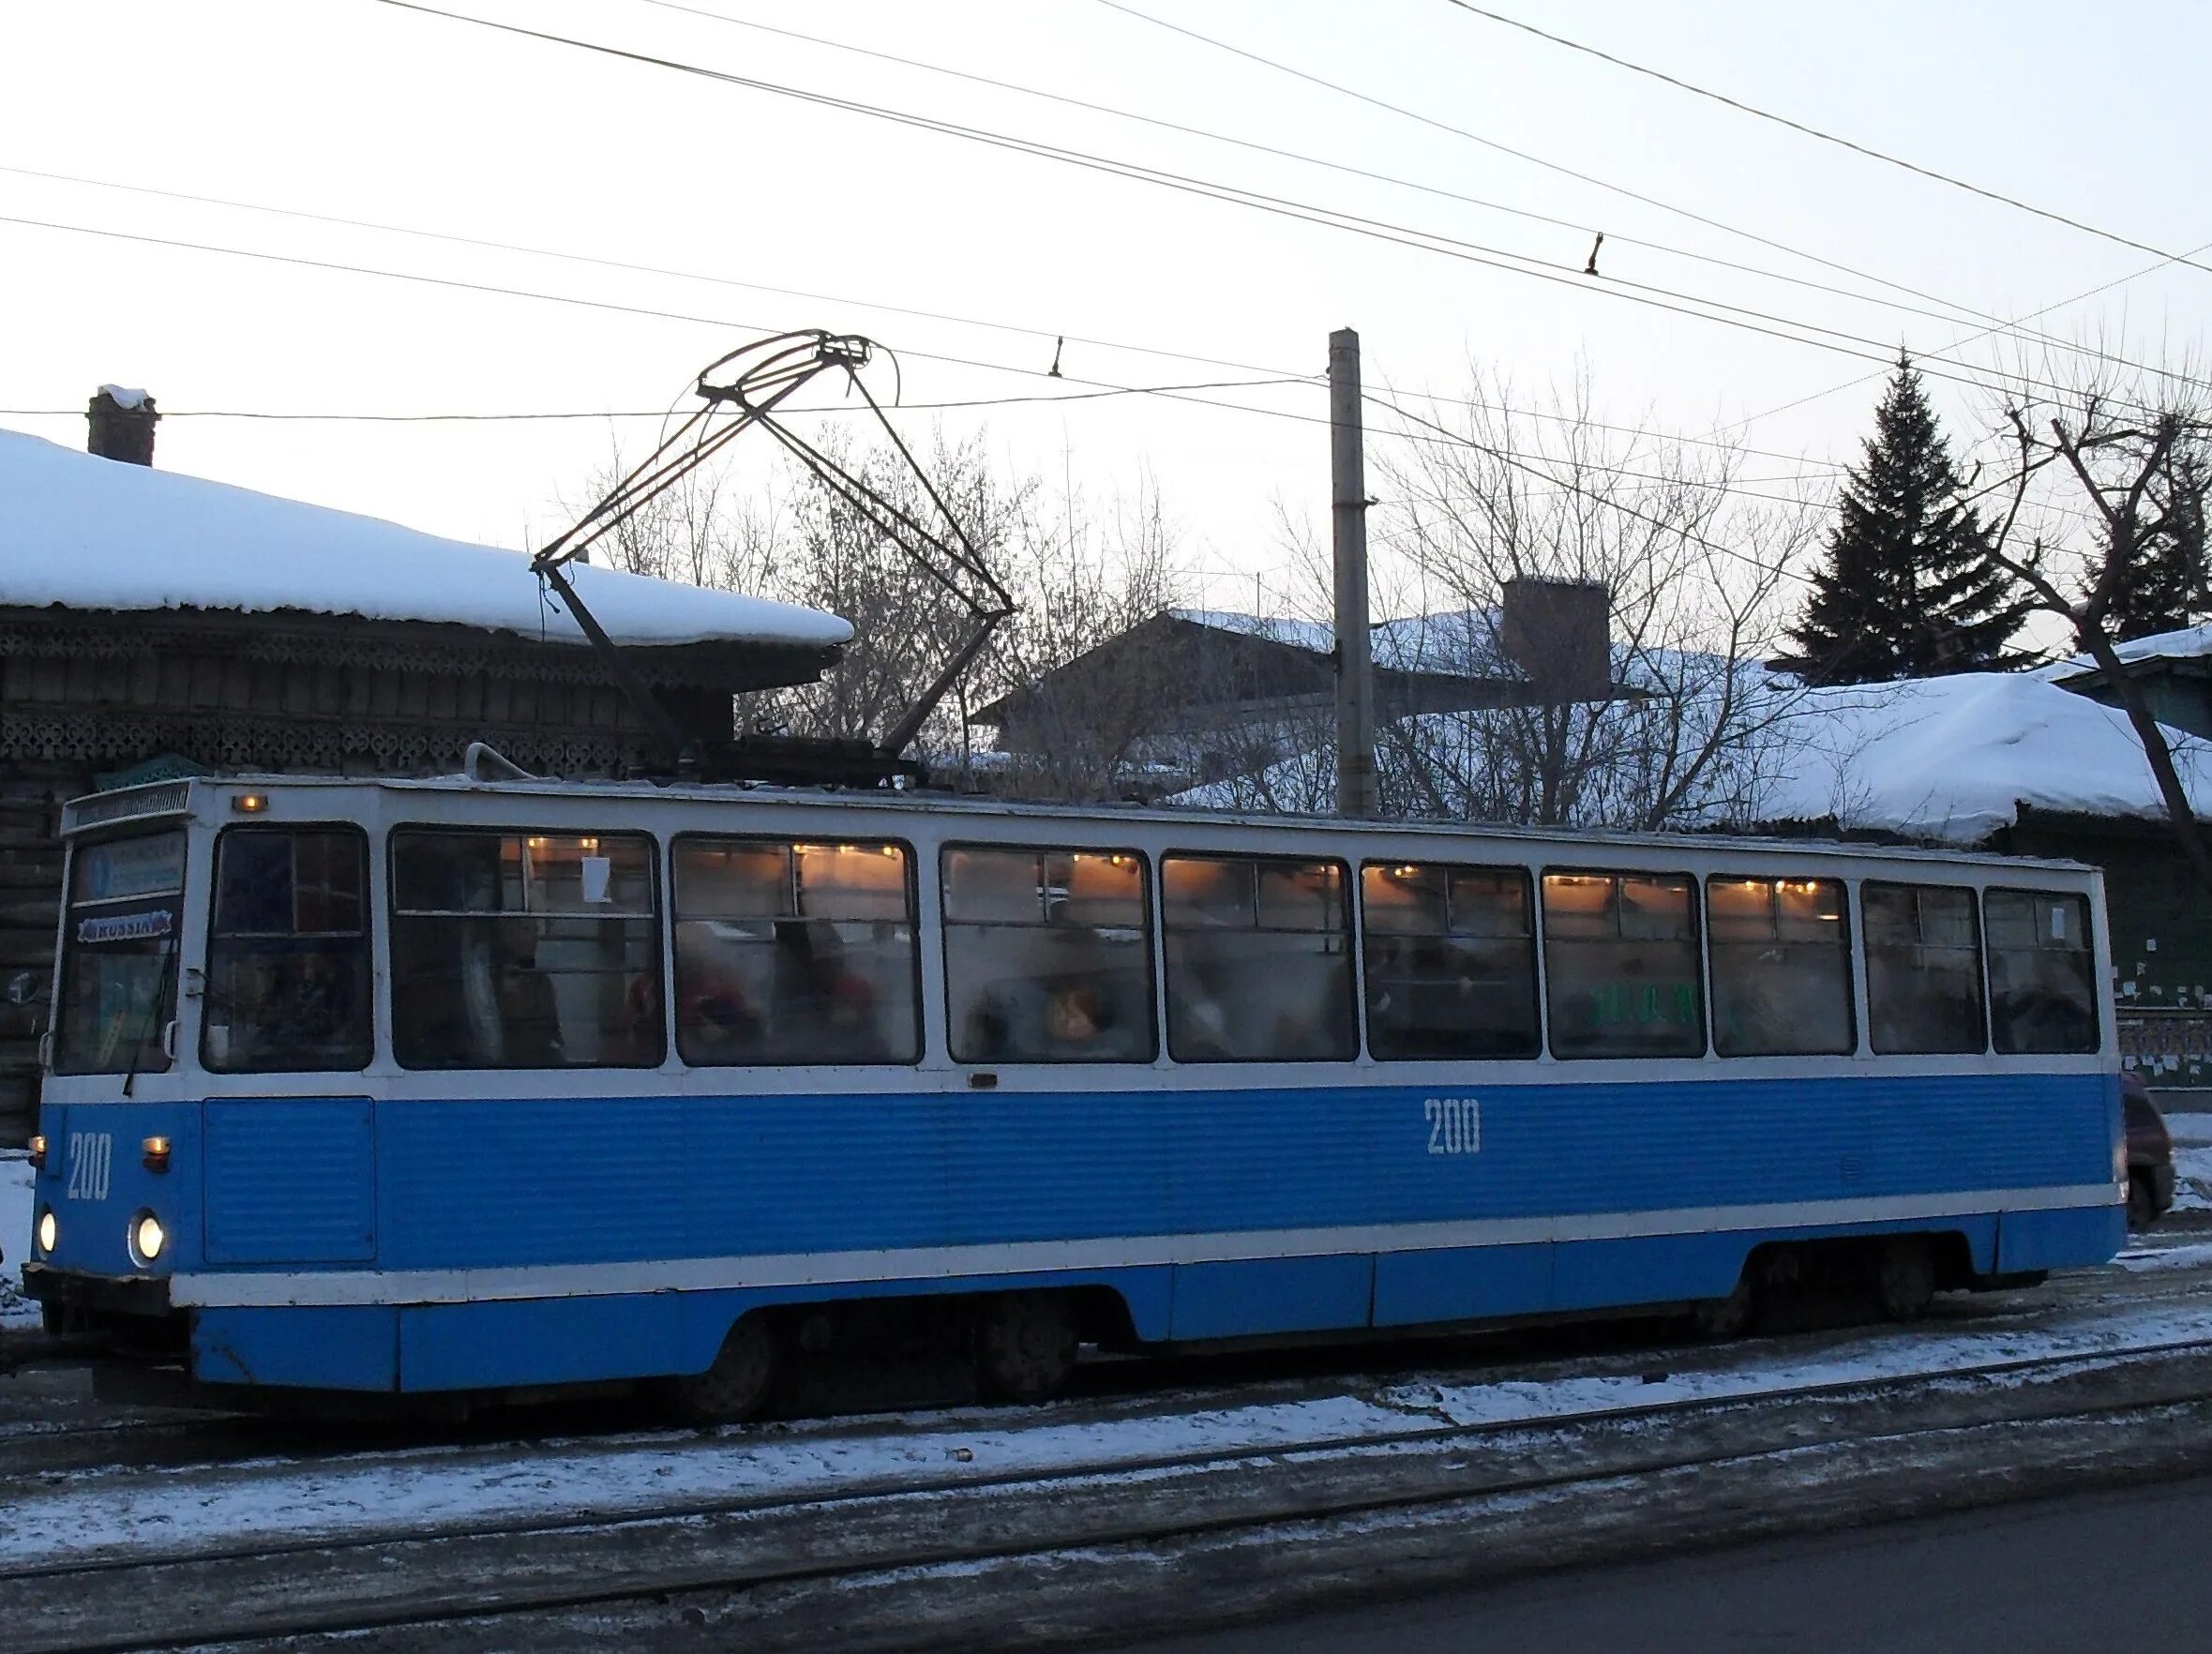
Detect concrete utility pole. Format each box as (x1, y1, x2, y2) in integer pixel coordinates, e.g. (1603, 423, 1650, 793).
(1330, 327, 1378, 819)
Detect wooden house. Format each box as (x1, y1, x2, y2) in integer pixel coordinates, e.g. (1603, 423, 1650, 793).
(0, 393, 849, 1141)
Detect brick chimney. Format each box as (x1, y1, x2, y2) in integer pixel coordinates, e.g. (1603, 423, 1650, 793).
(87, 384, 159, 465)
(1501, 577, 1613, 703)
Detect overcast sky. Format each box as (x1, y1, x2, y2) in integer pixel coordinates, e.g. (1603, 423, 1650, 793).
(6, 0, 2207, 617)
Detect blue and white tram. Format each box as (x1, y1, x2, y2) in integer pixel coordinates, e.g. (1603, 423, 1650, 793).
(22, 773, 2126, 1415)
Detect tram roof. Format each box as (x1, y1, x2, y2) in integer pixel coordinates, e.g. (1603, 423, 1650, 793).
(64, 770, 2099, 876)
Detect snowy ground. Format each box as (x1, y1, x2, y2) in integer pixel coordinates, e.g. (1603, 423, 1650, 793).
(2164, 1108, 2212, 1213)
(8, 1288, 2212, 1571)
(0, 1153, 33, 1328)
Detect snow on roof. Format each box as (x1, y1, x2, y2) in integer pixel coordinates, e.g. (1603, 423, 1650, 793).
(1745, 672, 2212, 843)
(2041, 620, 2212, 684)
(96, 384, 151, 411)
(1172, 668, 2212, 846)
(1167, 607, 1509, 677)
(0, 428, 851, 651)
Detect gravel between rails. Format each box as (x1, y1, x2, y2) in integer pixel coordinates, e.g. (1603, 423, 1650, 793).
(10, 1336, 2212, 1654)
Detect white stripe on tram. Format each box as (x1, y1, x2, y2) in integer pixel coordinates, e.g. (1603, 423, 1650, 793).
(165, 1183, 2122, 1310)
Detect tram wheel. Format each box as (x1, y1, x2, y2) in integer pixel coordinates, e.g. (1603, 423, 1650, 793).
(671, 1314, 781, 1424)
(1873, 1238, 1936, 1322)
(974, 1291, 1079, 1404)
(1691, 1269, 1757, 1339)
(2128, 1171, 2159, 1231)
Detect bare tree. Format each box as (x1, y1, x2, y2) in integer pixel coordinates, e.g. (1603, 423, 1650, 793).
(971, 469, 1192, 800)
(1970, 362, 2212, 889)
(564, 438, 777, 594)
(1363, 365, 1821, 830)
(567, 424, 1208, 784)
(746, 427, 1027, 757)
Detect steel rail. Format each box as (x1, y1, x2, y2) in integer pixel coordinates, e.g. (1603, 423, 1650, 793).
(10, 1335, 2212, 1653)
(0, 1257, 2204, 1488)
(6, 1331, 2212, 1582)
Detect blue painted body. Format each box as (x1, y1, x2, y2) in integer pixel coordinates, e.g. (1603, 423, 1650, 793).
(32, 1068, 2125, 1395)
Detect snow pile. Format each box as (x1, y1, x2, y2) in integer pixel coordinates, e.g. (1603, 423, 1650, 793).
(2041, 620, 2212, 684)
(1749, 672, 2212, 844)
(2171, 1144, 2212, 1215)
(0, 1153, 34, 1328)
(0, 428, 851, 651)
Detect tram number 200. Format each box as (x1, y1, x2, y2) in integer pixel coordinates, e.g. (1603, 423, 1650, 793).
(64, 1132, 113, 1202)
(1422, 1097, 1482, 1157)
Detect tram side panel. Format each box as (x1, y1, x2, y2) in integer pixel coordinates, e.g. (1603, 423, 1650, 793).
(179, 1065, 2120, 1396)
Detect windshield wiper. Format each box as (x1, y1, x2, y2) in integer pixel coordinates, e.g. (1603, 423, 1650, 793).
(121, 934, 178, 1099)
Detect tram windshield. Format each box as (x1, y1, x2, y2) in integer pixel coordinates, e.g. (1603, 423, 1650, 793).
(54, 829, 186, 1075)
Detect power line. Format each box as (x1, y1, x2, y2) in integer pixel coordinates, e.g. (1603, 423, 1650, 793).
(1720, 235, 2212, 439)
(0, 376, 1312, 423)
(1093, 0, 2201, 401)
(0, 161, 1845, 471)
(0, 202, 2152, 522)
(1088, 0, 2092, 357)
(618, 0, 2103, 354)
(351, 2, 2161, 414)
(0, 198, 2133, 520)
(1435, 0, 2212, 278)
(1364, 385, 1829, 590)
(0, 163, 1278, 388)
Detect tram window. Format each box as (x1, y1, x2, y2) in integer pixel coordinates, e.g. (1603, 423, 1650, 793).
(1985, 889, 2098, 1055)
(673, 838, 920, 1065)
(1541, 871, 1704, 1059)
(53, 830, 187, 1076)
(1705, 876, 1854, 1058)
(389, 830, 661, 1069)
(1162, 854, 1355, 1062)
(1862, 882, 1986, 1055)
(1361, 863, 1539, 1060)
(942, 846, 1154, 1063)
(203, 827, 371, 1072)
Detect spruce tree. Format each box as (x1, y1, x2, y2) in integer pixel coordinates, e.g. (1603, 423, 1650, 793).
(2104, 443, 2207, 641)
(1777, 353, 2025, 684)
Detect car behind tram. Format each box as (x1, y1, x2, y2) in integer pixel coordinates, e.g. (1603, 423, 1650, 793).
(21, 773, 2126, 1417)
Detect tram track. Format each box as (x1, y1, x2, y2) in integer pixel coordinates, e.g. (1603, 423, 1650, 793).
(10, 1318, 2212, 1653)
(0, 1244, 2205, 1485)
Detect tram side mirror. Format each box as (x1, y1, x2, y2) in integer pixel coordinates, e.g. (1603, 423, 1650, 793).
(4, 970, 45, 1007)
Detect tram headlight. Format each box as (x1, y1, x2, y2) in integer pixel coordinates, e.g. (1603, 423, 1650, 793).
(128, 1210, 166, 1267)
(35, 1206, 56, 1256)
